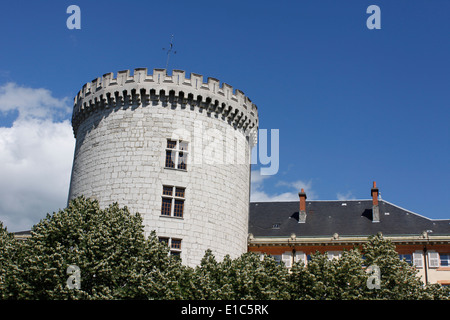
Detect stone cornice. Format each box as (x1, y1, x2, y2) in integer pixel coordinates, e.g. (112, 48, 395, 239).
(247, 233, 450, 247)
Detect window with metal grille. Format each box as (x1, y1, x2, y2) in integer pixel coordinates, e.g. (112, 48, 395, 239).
(165, 139, 188, 170)
(161, 185, 185, 218)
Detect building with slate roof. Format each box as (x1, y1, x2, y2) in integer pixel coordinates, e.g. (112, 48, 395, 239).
(248, 182, 450, 285)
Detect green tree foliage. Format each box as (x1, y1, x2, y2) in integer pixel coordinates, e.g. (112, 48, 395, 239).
(0, 199, 449, 300)
(289, 249, 369, 300)
(0, 221, 19, 299)
(362, 233, 424, 299)
(190, 250, 290, 300)
(7, 196, 176, 299)
(288, 234, 450, 300)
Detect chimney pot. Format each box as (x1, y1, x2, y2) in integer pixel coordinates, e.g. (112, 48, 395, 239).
(298, 189, 307, 223)
(371, 181, 379, 206)
(371, 181, 380, 223)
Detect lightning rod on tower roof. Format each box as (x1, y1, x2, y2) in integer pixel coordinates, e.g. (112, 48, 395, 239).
(162, 35, 177, 71)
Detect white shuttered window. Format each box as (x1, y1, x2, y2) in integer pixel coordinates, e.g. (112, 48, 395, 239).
(413, 252, 423, 268)
(428, 252, 440, 268)
(327, 251, 341, 260)
(295, 251, 306, 264)
(282, 251, 292, 268)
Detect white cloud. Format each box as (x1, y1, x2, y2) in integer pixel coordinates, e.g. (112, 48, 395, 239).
(0, 83, 75, 232)
(0, 83, 70, 121)
(276, 179, 318, 200)
(250, 189, 299, 202)
(336, 191, 356, 201)
(250, 170, 317, 202)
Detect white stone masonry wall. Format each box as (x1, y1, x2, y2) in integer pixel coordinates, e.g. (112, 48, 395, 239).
(68, 68, 258, 266)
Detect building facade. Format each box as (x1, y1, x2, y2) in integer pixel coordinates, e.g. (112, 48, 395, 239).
(68, 68, 259, 267)
(248, 182, 450, 285)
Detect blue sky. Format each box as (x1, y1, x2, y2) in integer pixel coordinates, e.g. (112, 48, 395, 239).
(0, 0, 449, 231)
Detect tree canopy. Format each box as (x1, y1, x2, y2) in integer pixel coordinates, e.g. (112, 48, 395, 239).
(0, 196, 448, 300)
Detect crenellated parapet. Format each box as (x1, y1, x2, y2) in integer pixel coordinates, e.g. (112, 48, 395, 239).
(71, 68, 259, 140)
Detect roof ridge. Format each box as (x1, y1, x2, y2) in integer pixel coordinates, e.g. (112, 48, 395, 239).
(250, 199, 373, 203)
(381, 199, 450, 222)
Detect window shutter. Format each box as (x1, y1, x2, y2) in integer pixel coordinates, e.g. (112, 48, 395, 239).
(428, 252, 440, 268)
(413, 252, 423, 268)
(282, 252, 292, 268)
(295, 251, 305, 264)
(327, 251, 341, 260)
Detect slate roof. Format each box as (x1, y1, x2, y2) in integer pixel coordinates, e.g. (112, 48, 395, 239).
(249, 199, 450, 238)
(13, 230, 32, 236)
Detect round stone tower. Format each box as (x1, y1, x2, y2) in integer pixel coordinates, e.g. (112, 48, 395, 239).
(68, 68, 258, 266)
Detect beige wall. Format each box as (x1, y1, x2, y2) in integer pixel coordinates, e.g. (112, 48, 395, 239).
(249, 242, 450, 285)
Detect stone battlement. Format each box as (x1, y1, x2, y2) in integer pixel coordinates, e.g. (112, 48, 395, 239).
(72, 68, 259, 138)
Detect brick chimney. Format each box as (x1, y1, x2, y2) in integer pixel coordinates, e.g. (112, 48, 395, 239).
(371, 181, 380, 223)
(298, 188, 307, 223)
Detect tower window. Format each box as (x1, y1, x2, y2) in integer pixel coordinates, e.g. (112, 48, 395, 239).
(161, 198, 172, 216)
(165, 139, 188, 170)
(161, 185, 185, 218)
(175, 187, 185, 197)
(174, 200, 184, 217)
(158, 237, 182, 257)
(163, 185, 173, 196)
(171, 238, 182, 250)
(158, 237, 169, 245)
